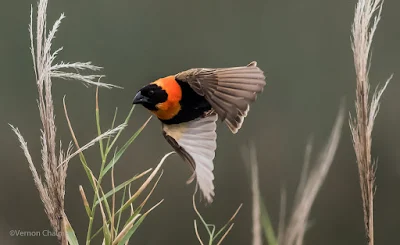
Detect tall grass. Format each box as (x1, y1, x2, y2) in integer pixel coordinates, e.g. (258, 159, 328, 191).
(10, 0, 173, 244)
(246, 103, 345, 245)
(10, 0, 116, 243)
(247, 0, 392, 244)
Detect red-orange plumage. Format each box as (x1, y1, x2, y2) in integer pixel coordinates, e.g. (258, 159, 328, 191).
(151, 76, 182, 120)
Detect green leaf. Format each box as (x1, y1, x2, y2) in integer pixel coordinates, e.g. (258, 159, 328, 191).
(260, 199, 278, 245)
(101, 116, 152, 177)
(65, 218, 79, 245)
(79, 155, 96, 191)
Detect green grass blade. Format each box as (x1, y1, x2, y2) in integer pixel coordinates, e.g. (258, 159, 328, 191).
(106, 107, 118, 151)
(260, 199, 278, 245)
(94, 168, 152, 207)
(116, 152, 173, 215)
(96, 88, 105, 160)
(115, 186, 127, 234)
(123, 207, 141, 228)
(212, 204, 242, 242)
(101, 116, 152, 177)
(192, 195, 213, 236)
(213, 225, 228, 242)
(98, 184, 114, 225)
(117, 200, 163, 245)
(105, 105, 135, 156)
(117, 214, 145, 245)
(90, 225, 104, 241)
(65, 218, 79, 245)
(80, 155, 96, 191)
(103, 222, 112, 245)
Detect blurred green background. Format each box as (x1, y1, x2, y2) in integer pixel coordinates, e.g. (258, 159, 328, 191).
(1, 0, 400, 244)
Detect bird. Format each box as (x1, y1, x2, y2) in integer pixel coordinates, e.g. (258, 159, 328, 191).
(132, 61, 266, 203)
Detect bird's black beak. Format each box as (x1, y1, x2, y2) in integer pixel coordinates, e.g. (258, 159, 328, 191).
(132, 91, 148, 105)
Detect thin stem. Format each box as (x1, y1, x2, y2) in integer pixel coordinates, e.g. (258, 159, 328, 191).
(96, 87, 105, 160)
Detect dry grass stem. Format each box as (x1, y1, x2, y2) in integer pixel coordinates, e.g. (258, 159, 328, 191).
(281, 104, 344, 245)
(216, 224, 235, 245)
(194, 220, 205, 245)
(350, 0, 391, 244)
(249, 143, 262, 245)
(139, 170, 164, 209)
(118, 152, 174, 213)
(277, 188, 287, 245)
(248, 103, 345, 245)
(112, 214, 142, 245)
(111, 166, 116, 240)
(79, 185, 91, 217)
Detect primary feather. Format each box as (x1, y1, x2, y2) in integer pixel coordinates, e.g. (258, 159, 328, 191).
(162, 114, 218, 203)
(175, 61, 266, 133)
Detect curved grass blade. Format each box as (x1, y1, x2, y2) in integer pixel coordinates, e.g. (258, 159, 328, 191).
(260, 199, 277, 245)
(212, 204, 242, 242)
(94, 168, 152, 207)
(106, 107, 119, 150)
(105, 105, 136, 156)
(65, 217, 79, 245)
(116, 152, 174, 215)
(101, 116, 152, 177)
(116, 200, 163, 245)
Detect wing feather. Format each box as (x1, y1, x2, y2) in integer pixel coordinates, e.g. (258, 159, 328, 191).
(175, 61, 266, 133)
(162, 114, 218, 203)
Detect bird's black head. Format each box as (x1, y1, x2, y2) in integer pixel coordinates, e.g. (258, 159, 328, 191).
(132, 84, 168, 111)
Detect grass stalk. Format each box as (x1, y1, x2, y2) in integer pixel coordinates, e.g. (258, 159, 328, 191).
(350, 0, 392, 244)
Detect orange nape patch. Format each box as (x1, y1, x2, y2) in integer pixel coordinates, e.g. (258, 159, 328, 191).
(151, 76, 182, 120)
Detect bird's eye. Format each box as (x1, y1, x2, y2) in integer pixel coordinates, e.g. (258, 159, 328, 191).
(148, 90, 154, 96)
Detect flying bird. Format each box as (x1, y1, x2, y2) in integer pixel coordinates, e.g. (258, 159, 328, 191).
(132, 61, 266, 203)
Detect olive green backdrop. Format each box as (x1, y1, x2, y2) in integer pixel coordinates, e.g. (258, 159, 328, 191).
(1, 0, 400, 244)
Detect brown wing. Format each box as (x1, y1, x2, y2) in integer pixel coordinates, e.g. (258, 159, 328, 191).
(175, 61, 266, 133)
(162, 114, 218, 203)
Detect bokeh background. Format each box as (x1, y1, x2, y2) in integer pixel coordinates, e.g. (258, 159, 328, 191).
(1, 0, 400, 244)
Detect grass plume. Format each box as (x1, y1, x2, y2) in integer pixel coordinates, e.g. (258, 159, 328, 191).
(349, 0, 392, 244)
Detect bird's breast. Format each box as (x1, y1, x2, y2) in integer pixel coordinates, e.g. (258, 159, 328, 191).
(160, 80, 212, 125)
(152, 101, 182, 120)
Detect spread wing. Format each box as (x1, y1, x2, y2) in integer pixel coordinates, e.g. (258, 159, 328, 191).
(162, 113, 218, 203)
(175, 61, 266, 133)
